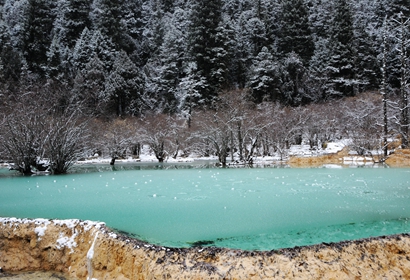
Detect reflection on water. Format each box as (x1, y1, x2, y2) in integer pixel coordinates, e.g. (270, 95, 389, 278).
(1, 163, 409, 251)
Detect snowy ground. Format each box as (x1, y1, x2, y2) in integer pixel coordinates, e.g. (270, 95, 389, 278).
(75, 140, 383, 167)
(0, 140, 386, 170)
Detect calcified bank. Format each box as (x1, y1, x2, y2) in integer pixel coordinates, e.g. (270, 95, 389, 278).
(1, 218, 410, 279)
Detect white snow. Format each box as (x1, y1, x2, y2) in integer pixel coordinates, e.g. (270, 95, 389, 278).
(56, 230, 78, 252)
(324, 142, 346, 154)
(53, 219, 80, 229)
(80, 220, 106, 231)
(33, 219, 51, 240)
(87, 232, 99, 280)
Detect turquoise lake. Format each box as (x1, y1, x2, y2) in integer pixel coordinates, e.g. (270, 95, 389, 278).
(1, 164, 410, 250)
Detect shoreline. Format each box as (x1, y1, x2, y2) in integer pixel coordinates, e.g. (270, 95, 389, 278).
(2, 218, 410, 279)
(1, 145, 410, 170)
(1, 149, 410, 279)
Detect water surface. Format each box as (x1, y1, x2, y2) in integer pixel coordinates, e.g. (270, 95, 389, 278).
(1, 164, 410, 250)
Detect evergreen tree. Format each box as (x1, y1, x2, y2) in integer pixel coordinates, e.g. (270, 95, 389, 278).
(104, 51, 142, 116)
(281, 52, 311, 105)
(155, 7, 189, 113)
(309, 37, 333, 100)
(46, 35, 63, 79)
(327, 0, 357, 97)
(188, 0, 228, 104)
(307, 0, 335, 39)
(72, 54, 106, 116)
(90, 0, 123, 50)
(352, 0, 380, 91)
(278, 0, 314, 64)
(53, 0, 91, 49)
(0, 13, 21, 84)
(376, 0, 410, 19)
(2, 0, 30, 55)
(71, 28, 117, 75)
(120, 0, 144, 63)
(247, 47, 282, 103)
(71, 27, 93, 73)
(22, 0, 56, 76)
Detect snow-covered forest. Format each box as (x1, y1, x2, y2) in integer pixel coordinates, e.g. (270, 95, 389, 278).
(0, 0, 409, 173)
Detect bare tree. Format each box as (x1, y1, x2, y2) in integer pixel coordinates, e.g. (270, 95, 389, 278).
(218, 90, 264, 164)
(342, 93, 382, 157)
(389, 13, 410, 149)
(142, 115, 185, 162)
(97, 118, 137, 165)
(45, 111, 89, 174)
(380, 15, 389, 157)
(266, 106, 307, 161)
(2, 107, 47, 174)
(191, 110, 232, 167)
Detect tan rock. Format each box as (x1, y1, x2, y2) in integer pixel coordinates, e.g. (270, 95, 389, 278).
(2, 218, 410, 279)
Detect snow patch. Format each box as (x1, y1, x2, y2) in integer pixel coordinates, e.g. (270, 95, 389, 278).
(34, 219, 51, 240)
(56, 230, 78, 253)
(80, 220, 106, 231)
(53, 219, 80, 229)
(87, 232, 99, 280)
(324, 142, 346, 154)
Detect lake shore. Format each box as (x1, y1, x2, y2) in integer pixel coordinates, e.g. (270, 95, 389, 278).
(1, 218, 410, 279)
(1, 149, 409, 279)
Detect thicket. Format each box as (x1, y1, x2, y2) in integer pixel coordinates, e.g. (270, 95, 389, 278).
(0, 89, 402, 172)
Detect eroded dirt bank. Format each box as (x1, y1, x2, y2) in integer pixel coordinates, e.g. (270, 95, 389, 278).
(1, 218, 410, 279)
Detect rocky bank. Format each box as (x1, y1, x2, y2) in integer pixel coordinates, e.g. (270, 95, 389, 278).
(1, 218, 410, 279)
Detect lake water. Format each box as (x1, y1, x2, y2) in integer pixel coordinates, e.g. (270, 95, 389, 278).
(1, 164, 410, 251)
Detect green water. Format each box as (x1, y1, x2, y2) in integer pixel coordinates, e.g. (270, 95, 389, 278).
(1, 165, 410, 250)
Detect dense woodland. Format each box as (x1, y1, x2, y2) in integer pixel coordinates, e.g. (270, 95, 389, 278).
(0, 0, 409, 173)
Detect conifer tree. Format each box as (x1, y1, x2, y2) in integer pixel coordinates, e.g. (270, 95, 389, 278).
(90, 0, 123, 50)
(278, 0, 314, 64)
(23, 0, 56, 76)
(155, 8, 189, 113)
(53, 0, 91, 49)
(327, 0, 356, 97)
(187, 0, 227, 104)
(247, 47, 282, 103)
(104, 51, 142, 116)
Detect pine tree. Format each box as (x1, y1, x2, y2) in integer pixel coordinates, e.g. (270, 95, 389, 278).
(104, 51, 142, 116)
(247, 47, 282, 103)
(281, 52, 311, 106)
(71, 28, 117, 75)
(2, 0, 31, 56)
(90, 0, 123, 50)
(0, 14, 21, 84)
(120, 0, 144, 63)
(375, 0, 410, 19)
(352, 0, 380, 91)
(307, 0, 335, 39)
(327, 0, 356, 97)
(155, 8, 189, 113)
(278, 0, 314, 64)
(72, 54, 106, 116)
(140, 0, 166, 63)
(22, 0, 56, 76)
(187, 0, 227, 104)
(391, 13, 410, 148)
(53, 0, 91, 49)
(46, 35, 63, 79)
(71, 27, 93, 73)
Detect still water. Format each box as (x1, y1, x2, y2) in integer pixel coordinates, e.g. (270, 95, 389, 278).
(1, 164, 410, 250)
